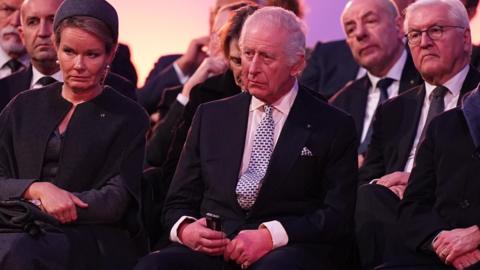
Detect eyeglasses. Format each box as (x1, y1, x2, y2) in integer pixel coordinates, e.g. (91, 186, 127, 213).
(405, 25, 465, 46)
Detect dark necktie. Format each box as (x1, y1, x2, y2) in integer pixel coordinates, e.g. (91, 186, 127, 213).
(358, 77, 395, 155)
(36, 76, 57, 87)
(236, 105, 275, 210)
(419, 86, 449, 142)
(4, 59, 23, 73)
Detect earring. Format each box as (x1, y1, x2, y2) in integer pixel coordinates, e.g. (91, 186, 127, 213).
(55, 60, 59, 65)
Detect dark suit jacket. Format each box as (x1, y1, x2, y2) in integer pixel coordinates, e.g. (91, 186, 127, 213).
(146, 69, 241, 168)
(0, 65, 137, 112)
(329, 52, 423, 140)
(163, 86, 358, 250)
(300, 40, 359, 99)
(399, 107, 480, 261)
(137, 54, 182, 114)
(359, 67, 480, 185)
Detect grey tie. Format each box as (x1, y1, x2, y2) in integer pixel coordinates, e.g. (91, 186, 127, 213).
(419, 86, 449, 142)
(358, 77, 395, 154)
(236, 105, 275, 210)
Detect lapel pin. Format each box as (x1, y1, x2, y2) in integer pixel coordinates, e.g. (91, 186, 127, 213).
(306, 124, 311, 129)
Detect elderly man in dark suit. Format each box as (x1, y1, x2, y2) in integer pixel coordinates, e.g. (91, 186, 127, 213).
(135, 6, 357, 270)
(330, 0, 423, 167)
(0, 0, 136, 111)
(356, 0, 480, 269)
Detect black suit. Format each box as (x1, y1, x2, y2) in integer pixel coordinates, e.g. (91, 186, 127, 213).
(397, 106, 480, 269)
(355, 67, 480, 269)
(329, 52, 423, 141)
(137, 54, 182, 114)
(137, 86, 358, 269)
(300, 40, 360, 99)
(0, 65, 137, 112)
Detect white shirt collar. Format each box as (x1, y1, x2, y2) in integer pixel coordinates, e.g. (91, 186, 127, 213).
(250, 79, 299, 115)
(31, 65, 63, 87)
(367, 49, 407, 89)
(424, 64, 469, 99)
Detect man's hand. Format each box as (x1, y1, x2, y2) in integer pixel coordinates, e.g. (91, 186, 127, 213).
(433, 226, 480, 264)
(181, 56, 228, 98)
(451, 249, 480, 270)
(358, 154, 365, 167)
(376, 171, 410, 187)
(389, 184, 407, 199)
(176, 36, 209, 76)
(178, 218, 229, 256)
(224, 228, 273, 268)
(24, 182, 88, 224)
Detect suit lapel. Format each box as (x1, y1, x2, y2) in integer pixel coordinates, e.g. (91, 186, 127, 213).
(399, 51, 422, 93)
(223, 93, 252, 214)
(354, 76, 370, 137)
(251, 87, 313, 211)
(397, 86, 426, 168)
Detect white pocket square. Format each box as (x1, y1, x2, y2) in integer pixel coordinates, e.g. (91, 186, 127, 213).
(301, 147, 313, 156)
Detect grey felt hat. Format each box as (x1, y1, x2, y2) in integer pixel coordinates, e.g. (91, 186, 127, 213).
(53, 0, 118, 42)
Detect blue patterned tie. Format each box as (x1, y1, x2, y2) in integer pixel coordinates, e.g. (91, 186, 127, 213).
(236, 105, 275, 210)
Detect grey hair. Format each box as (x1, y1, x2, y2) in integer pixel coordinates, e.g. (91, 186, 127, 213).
(404, 0, 470, 32)
(239, 6, 306, 65)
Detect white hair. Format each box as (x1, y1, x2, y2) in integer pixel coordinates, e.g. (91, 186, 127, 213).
(404, 0, 470, 32)
(239, 6, 306, 65)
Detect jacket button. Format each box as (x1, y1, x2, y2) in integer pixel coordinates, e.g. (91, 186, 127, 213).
(460, 200, 470, 209)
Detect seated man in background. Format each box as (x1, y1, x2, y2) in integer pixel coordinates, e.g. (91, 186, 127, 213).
(356, 0, 480, 268)
(330, 0, 422, 165)
(136, 6, 357, 270)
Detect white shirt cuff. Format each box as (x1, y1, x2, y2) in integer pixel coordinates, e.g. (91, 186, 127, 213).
(260, 220, 289, 249)
(176, 93, 189, 106)
(173, 62, 190, 84)
(169, 216, 197, 244)
(369, 178, 379, 184)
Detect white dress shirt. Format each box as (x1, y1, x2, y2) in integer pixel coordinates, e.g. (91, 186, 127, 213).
(404, 65, 469, 172)
(170, 81, 299, 250)
(31, 66, 63, 89)
(0, 48, 29, 79)
(361, 50, 407, 142)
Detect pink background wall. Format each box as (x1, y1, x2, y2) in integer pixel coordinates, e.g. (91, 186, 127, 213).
(108, 0, 480, 86)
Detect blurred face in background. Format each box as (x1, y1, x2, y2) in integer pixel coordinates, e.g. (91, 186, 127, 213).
(0, 0, 24, 56)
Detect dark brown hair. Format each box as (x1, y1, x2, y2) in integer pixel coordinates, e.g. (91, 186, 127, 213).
(220, 4, 259, 58)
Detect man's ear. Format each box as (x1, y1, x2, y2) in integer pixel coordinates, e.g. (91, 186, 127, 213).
(290, 54, 305, 77)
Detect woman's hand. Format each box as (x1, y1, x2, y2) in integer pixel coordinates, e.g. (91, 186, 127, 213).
(24, 182, 88, 224)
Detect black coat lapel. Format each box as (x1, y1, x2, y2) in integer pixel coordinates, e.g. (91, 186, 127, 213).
(354, 77, 370, 137)
(222, 93, 252, 214)
(397, 86, 426, 168)
(399, 52, 422, 93)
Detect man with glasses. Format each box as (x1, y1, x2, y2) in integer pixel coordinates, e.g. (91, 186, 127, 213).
(332, 0, 422, 167)
(0, 0, 28, 79)
(356, 0, 480, 269)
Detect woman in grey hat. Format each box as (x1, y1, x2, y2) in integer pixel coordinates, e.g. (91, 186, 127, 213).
(0, 0, 148, 269)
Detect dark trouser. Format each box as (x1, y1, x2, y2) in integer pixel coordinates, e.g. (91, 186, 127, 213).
(355, 184, 413, 269)
(135, 243, 336, 270)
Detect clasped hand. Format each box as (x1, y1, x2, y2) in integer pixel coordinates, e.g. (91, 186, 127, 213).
(179, 218, 273, 268)
(433, 226, 480, 269)
(23, 182, 88, 224)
